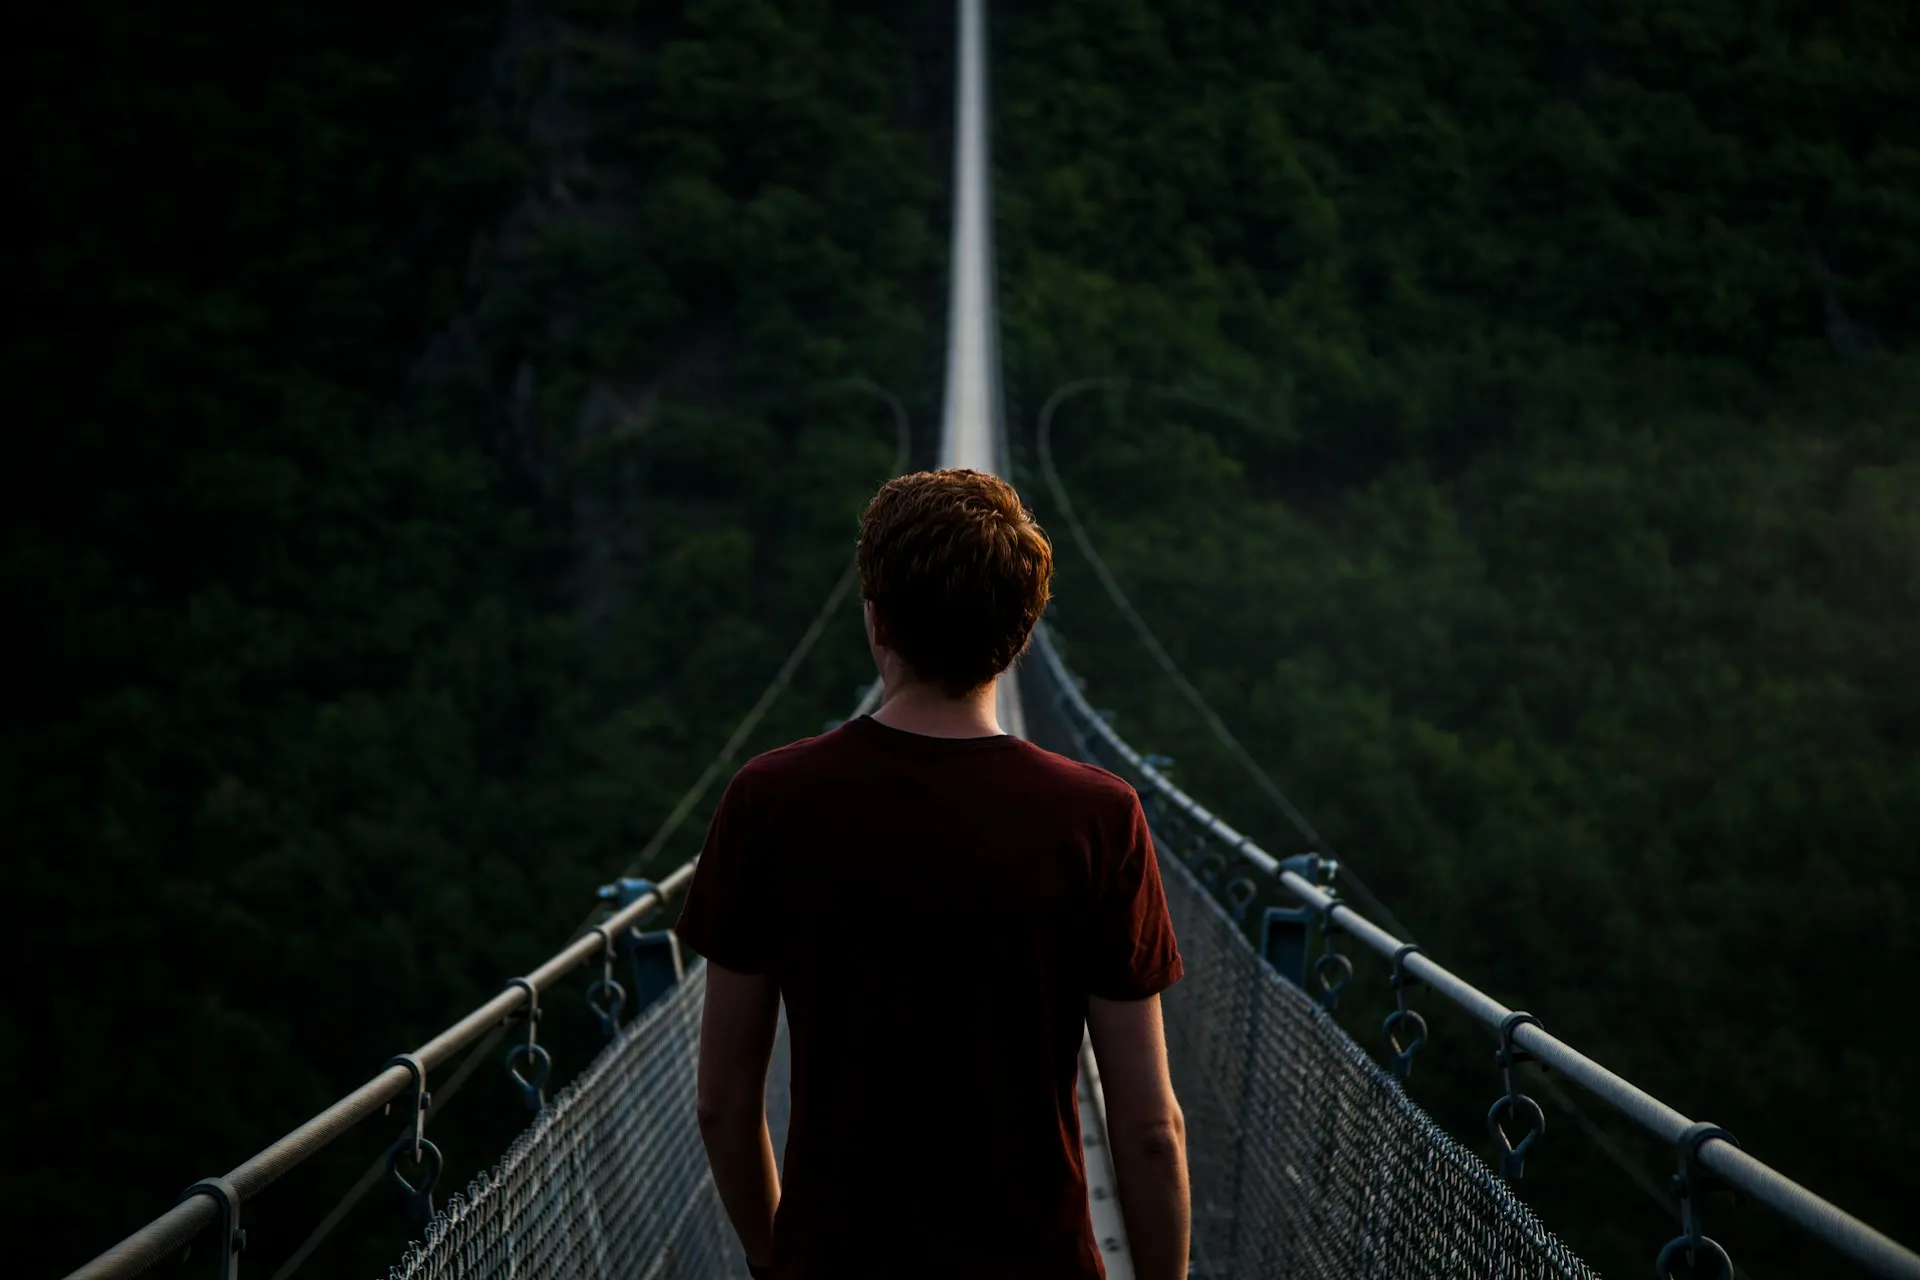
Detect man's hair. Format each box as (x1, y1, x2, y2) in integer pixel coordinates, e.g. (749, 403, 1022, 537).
(857, 469, 1054, 696)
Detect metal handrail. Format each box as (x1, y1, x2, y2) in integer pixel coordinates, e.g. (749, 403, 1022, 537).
(1033, 621, 1920, 1280)
(66, 862, 697, 1280)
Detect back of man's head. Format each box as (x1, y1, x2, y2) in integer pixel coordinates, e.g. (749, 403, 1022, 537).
(857, 468, 1054, 697)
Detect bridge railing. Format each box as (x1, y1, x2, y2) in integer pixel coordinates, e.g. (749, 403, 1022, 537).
(1029, 621, 1920, 1280)
(67, 866, 702, 1280)
(64, 387, 902, 1278)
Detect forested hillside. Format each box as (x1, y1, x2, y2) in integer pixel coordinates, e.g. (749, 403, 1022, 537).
(995, 1, 1918, 1276)
(8, 0, 1917, 1276)
(7, 1, 949, 1273)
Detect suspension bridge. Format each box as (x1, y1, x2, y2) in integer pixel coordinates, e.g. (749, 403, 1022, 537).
(66, 3, 1920, 1278)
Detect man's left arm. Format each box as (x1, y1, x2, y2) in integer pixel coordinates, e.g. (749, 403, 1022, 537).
(695, 962, 782, 1270)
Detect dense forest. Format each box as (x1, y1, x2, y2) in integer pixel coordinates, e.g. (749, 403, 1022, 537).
(996, 1, 1919, 1276)
(7, 0, 1915, 1276)
(8, 1, 951, 1274)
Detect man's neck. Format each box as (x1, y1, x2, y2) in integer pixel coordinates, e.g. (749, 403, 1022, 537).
(870, 678, 1004, 739)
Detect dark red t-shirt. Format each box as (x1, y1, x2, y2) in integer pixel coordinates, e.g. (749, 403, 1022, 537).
(674, 714, 1183, 1279)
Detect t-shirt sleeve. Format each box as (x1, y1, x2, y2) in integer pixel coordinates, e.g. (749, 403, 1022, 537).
(1087, 789, 1185, 1000)
(672, 770, 774, 974)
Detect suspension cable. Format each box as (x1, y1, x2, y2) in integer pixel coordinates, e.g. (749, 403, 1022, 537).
(1032, 378, 1761, 1275)
(1033, 376, 1417, 944)
(615, 377, 909, 884)
(73, 379, 911, 1280)
(1036, 625, 1919, 1280)
(265, 1023, 510, 1280)
(1032, 377, 1773, 1277)
(65, 865, 696, 1280)
(319, 375, 906, 1272)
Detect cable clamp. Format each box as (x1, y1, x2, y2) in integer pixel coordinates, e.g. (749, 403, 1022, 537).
(1312, 947, 1354, 1010)
(177, 1176, 244, 1279)
(596, 876, 663, 920)
(1278, 852, 1340, 917)
(1654, 1122, 1740, 1279)
(1382, 944, 1427, 1082)
(1222, 876, 1259, 923)
(381, 1053, 441, 1226)
(1486, 1012, 1546, 1180)
(584, 924, 628, 1040)
(503, 977, 551, 1113)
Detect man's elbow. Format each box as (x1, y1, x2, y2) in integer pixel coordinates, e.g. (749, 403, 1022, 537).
(695, 1089, 759, 1132)
(1113, 1104, 1186, 1158)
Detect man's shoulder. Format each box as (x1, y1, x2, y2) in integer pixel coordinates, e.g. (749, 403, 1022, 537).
(1005, 738, 1140, 805)
(724, 730, 824, 793)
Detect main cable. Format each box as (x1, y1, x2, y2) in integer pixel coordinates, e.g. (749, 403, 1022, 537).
(274, 378, 909, 1278)
(614, 377, 909, 884)
(1035, 380, 1766, 1276)
(1033, 376, 1417, 944)
(266, 1023, 510, 1280)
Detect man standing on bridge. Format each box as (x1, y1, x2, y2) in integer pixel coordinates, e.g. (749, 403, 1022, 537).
(676, 467, 1192, 1279)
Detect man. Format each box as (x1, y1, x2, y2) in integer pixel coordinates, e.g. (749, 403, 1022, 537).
(675, 468, 1191, 1279)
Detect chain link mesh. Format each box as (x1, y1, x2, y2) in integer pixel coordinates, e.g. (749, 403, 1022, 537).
(1022, 647, 1600, 1280)
(387, 957, 795, 1280)
(385, 853, 1597, 1280)
(385, 675, 1598, 1278)
(1155, 842, 1600, 1279)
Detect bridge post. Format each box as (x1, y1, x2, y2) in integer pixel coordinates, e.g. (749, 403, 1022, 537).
(599, 877, 686, 1018)
(1258, 855, 1338, 992)
(1258, 903, 1314, 990)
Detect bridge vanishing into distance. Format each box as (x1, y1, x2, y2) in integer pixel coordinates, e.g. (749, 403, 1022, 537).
(68, 3, 1920, 1278)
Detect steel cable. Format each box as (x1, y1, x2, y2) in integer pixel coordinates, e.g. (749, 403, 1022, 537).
(265, 378, 908, 1278)
(1027, 376, 1727, 1264)
(613, 377, 910, 886)
(1036, 624, 1920, 1279)
(70, 380, 910, 1280)
(266, 1024, 511, 1280)
(1033, 376, 1417, 944)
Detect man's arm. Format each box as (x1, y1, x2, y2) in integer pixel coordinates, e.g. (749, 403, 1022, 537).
(695, 963, 783, 1269)
(1087, 992, 1190, 1280)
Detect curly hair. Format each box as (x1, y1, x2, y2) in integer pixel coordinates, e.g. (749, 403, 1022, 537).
(856, 469, 1054, 697)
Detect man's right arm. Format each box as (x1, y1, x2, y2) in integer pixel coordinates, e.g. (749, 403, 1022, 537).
(1087, 993, 1190, 1280)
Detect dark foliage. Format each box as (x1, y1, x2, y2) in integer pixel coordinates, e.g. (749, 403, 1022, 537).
(7, 0, 945, 1273)
(7, 0, 1916, 1276)
(997, 1, 1918, 1275)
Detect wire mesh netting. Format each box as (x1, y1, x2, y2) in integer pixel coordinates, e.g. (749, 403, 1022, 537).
(387, 955, 796, 1280)
(1155, 847, 1601, 1280)
(1020, 644, 1601, 1280)
(386, 659, 1598, 1279)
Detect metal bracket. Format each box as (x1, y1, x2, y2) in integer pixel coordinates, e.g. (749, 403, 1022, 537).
(1486, 1012, 1546, 1180)
(597, 876, 662, 922)
(1259, 902, 1314, 989)
(381, 1053, 440, 1226)
(1223, 876, 1259, 923)
(627, 930, 684, 1014)
(381, 1053, 430, 1160)
(177, 1176, 244, 1280)
(1260, 854, 1343, 997)
(503, 977, 550, 1112)
(1655, 1123, 1741, 1279)
(1279, 852, 1338, 889)
(584, 923, 628, 1040)
(1383, 944, 1427, 1082)
(597, 878, 685, 1014)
